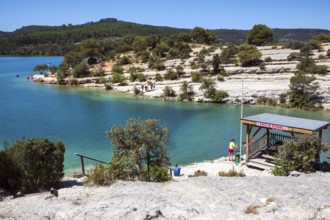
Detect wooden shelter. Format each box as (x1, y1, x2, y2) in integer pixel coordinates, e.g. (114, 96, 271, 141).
(240, 113, 329, 170)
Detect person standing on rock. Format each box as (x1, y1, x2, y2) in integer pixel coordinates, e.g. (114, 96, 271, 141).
(228, 138, 237, 162)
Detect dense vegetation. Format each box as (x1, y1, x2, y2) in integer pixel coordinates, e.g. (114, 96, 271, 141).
(1, 17, 330, 55)
(0, 138, 65, 193)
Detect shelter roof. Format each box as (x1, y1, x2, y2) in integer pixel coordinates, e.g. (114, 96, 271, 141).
(241, 113, 329, 134)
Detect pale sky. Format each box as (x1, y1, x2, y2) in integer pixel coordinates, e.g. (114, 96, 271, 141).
(1, 0, 330, 32)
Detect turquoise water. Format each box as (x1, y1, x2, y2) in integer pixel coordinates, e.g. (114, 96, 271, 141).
(1, 56, 330, 173)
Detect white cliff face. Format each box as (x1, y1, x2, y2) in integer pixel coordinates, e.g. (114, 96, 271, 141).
(1, 172, 330, 219)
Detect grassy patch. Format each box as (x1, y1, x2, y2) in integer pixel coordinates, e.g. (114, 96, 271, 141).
(245, 205, 261, 215)
(218, 168, 246, 177)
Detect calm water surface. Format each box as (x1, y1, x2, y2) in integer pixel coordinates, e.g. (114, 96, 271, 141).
(1, 56, 329, 173)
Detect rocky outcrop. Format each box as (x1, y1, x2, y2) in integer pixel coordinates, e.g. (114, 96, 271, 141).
(1, 173, 330, 219)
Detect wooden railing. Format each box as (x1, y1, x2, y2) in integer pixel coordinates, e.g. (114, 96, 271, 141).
(249, 133, 267, 158)
(75, 153, 107, 176)
(269, 132, 293, 145)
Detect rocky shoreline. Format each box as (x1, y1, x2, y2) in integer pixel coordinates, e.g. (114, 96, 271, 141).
(32, 44, 330, 110)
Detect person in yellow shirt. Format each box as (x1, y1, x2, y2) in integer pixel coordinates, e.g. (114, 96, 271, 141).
(228, 138, 237, 161)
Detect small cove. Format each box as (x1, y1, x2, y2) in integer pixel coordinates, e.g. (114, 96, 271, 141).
(0, 56, 329, 174)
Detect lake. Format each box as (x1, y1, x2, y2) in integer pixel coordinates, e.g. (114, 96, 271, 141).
(1, 56, 329, 174)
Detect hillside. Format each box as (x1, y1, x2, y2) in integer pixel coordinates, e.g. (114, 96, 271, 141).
(1, 18, 330, 55)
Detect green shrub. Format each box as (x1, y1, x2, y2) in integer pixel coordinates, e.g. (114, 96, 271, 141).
(220, 44, 238, 64)
(296, 57, 316, 73)
(193, 170, 207, 177)
(149, 166, 170, 182)
(118, 56, 130, 66)
(148, 56, 165, 70)
(163, 86, 176, 97)
(111, 64, 123, 74)
(264, 57, 272, 62)
(137, 73, 146, 82)
(133, 86, 141, 95)
(259, 62, 266, 71)
(164, 69, 178, 80)
(87, 164, 112, 186)
(283, 40, 305, 49)
(211, 90, 229, 103)
(111, 72, 126, 84)
(176, 65, 185, 76)
(104, 83, 113, 90)
(237, 44, 262, 67)
(217, 75, 225, 82)
(318, 54, 326, 60)
(155, 73, 163, 81)
(0, 138, 65, 193)
(327, 49, 330, 57)
(218, 168, 246, 177)
(272, 134, 327, 176)
(307, 39, 321, 50)
(191, 71, 202, 82)
(316, 65, 328, 75)
(287, 52, 302, 61)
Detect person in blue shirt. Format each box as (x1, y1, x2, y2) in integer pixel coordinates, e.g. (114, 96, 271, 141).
(173, 164, 181, 176)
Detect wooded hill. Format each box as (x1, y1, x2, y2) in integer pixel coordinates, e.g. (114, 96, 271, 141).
(1, 18, 329, 56)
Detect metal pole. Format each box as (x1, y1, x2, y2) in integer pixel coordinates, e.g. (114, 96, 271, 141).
(239, 79, 244, 162)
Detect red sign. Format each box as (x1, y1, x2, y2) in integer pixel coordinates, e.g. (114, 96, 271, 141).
(256, 122, 289, 131)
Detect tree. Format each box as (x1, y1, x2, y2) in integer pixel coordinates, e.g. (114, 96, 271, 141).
(64, 51, 84, 67)
(179, 81, 195, 101)
(237, 44, 262, 67)
(74, 60, 90, 78)
(1, 138, 65, 193)
(200, 77, 216, 98)
(246, 24, 273, 46)
(49, 65, 58, 74)
(107, 118, 169, 178)
(80, 38, 104, 64)
(212, 54, 221, 75)
(33, 64, 49, 74)
(288, 72, 319, 110)
(191, 27, 216, 45)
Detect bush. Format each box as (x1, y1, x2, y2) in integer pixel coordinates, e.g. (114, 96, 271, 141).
(220, 44, 238, 64)
(191, 71, 202, 82)
(193, 170, 207, 177)
(0, 138, 65, 193)
(296, 57, 316, 73)
(258, 62, 266, 71)
(164, 69, 178, 80)
(133, 86, 140, 95)
(318, 54, 326, 60)
(111, 72, 126, 84)
(283, 40, 305, 49)
(111, 64, 123, 74)
(272, 134, 327, 176)
(155, 73, 163, 81)
(218, 168, 246, 177)
(87, 164, 112, 186)
(163, 86, 176, 97)
(211, 90, 229, 103)
(117, 56, 130, 66)
(137, 73, 146, 82)
(264, 57, 272, 62)
(148, 56, 165, 71)
(217, 75, 225, 82)
(104, 83, 113, 90)
(149, 166, 170, 182)
(316, 65, 328, 75)
(327, 49, 330, 57)
(237, 44, 262, 67)
(287, 52, 302, 61)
